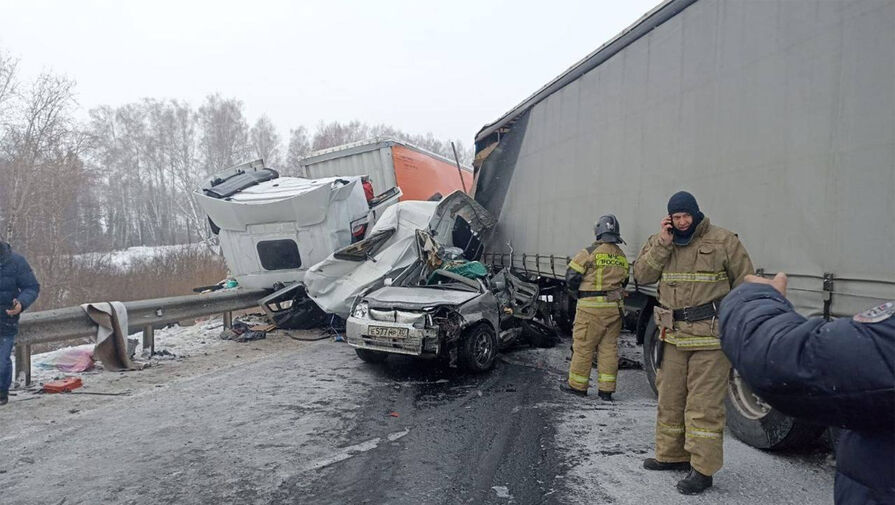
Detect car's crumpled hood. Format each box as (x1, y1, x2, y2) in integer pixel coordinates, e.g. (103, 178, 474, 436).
(364, 286, 480, 310)
(305, 191, 494, 318)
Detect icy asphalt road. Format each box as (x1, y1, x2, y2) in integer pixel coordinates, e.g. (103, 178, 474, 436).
(0, 330, 834, 504)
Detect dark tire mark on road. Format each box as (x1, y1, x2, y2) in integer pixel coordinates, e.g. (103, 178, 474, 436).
(275, 357, 564, 504)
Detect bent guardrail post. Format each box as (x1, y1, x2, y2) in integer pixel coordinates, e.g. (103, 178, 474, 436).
(14, 288, 268, 387)
(143, 324, 155, 357)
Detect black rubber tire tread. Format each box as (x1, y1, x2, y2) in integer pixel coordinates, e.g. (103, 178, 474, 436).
(725, 395, 826, 450)
(354, 348, 389, 364)
(459, 324, 498, 373)
(643, 318, 660, 397)
(554, 291, 576, 335)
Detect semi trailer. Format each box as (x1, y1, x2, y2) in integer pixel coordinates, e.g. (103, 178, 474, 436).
(299, 137, 474, 201)
(471, 0, 894, 450)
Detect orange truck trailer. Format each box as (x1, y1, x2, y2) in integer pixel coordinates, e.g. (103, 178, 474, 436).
(299, 137, 473, 201)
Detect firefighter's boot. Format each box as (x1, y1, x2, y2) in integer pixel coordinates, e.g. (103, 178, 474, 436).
(676, 468, 713, 495)
(643, 458, 690, 471)
(597, 390, 613, 401)
(559, 382, 587, 397)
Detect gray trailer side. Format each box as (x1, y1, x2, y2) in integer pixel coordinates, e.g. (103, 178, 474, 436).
(473, 0, 895, 449)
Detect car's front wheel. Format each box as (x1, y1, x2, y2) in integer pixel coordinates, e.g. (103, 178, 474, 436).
(459, 324, 498, 372)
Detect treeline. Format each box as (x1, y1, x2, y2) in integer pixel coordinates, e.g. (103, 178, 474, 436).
(0, 49, 473, 260)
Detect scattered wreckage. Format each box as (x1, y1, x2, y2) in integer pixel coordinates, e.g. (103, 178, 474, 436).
(302, 191, 558, 371)
(196, 160, 558, 371)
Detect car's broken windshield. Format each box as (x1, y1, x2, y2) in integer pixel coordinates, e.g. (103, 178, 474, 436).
(333, 228, 396, 261)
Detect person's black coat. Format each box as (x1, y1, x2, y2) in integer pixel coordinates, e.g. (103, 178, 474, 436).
(719, 283, 894, 505)
(0, 241, 40, 335)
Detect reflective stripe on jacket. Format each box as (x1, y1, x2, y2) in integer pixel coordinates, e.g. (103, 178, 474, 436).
(570, 241, 629, 310)
(633, 217, 753, 350)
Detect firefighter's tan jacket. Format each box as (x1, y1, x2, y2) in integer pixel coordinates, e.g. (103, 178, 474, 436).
(633, 218, 753, 350)
(569, 241, 629, 309)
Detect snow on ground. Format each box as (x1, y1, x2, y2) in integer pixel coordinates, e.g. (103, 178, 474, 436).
(12, 313, 265, 387)
(73, 242, 217, 271)
(506, 332, 835, 504)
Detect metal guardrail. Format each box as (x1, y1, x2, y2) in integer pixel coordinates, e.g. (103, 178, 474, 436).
(13, 288, 269, 386)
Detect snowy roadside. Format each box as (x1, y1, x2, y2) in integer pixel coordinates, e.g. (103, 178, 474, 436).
(503, 332, 836, 504)
(73, 243, 217, 271)
(7, 311, 325, 407)
(14, 316, 236, 387)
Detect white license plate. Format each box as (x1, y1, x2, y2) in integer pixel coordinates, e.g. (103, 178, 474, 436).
(367, 326, 409, 338)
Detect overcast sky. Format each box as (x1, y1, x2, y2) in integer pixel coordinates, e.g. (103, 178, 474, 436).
(0, 0, 660, 145)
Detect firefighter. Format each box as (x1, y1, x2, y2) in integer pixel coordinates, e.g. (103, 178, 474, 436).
(719, 273, 894, 505)
(560, 214, 629, 401)
(633, 191, 753, 495)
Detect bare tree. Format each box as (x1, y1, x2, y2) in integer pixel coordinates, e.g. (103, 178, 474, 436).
(249, 115, 281, 167)
(0, 50, 18, 124)
(198, 93, 250, 174)
(87, 98, 211, 248)
(311, 120, 370, 151)
(285, 126, 310, 174)
(0, 72, 80, 246)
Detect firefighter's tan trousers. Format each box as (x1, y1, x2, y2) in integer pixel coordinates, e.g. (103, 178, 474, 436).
(655, 343, 730, 476)
(567, 307, 622, 393)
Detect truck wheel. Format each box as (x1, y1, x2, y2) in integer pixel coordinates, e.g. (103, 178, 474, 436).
(355, 348, 388, 364)
(643, 317, 824, 450)
(725, 370, 825, 449)
(553, 291, 576, 335)
(643, 319, 660, 396)
(460, 324, 498, 373)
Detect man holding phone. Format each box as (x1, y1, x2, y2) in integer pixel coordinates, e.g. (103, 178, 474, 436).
(633, 191, 753, 494)
(0, 237, 40, 406)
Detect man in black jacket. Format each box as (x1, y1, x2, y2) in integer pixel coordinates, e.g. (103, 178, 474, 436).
(719, 272, 894, 505)
(0, 239, 40, 406)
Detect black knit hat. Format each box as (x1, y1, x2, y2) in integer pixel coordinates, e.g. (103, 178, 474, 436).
(666, 191, 704, 245)
(667, 191, 700, 216)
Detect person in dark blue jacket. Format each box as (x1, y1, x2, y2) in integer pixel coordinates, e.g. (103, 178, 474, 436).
(0, 239, 40, 406)
(719, 272, 894, 505)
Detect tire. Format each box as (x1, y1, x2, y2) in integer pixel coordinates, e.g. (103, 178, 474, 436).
(643, 318, 660, 396)
(553, 291, 576, 335)
(726, 370, 825, 450)
(521, 319, 558, 348)
(354, 348, 388, 364)
(643, 315, 824, 450)
(459, 324, 498, 373)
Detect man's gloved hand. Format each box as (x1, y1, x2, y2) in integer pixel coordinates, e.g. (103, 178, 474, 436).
(565, 270, 583, 296)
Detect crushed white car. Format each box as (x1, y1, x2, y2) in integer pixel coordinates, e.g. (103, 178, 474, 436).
(305, 191, 555, 372)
